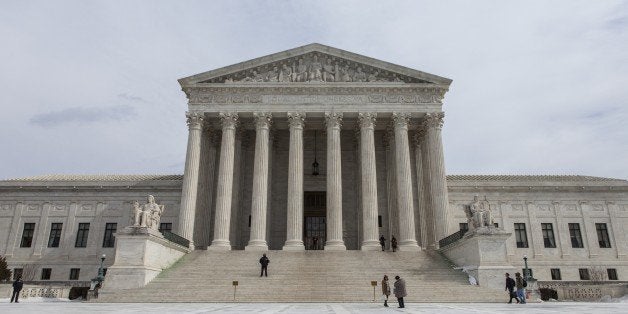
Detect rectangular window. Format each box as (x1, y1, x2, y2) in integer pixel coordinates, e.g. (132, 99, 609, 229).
(48, 223, 63, 248)
(20, 223, 36, 247)
(541, 223, 556, 248)
(550, 268, 561, 280)
(579, 268, 590, 280)
(493, 222, 499, 228)
(159, 223, 172, 234)
(514, 223, 528, 248)
(75, 223, 90, 248)
(102, 223, 117, 248)
(607, 269, 618, 280)
(569, 223, 584, 248)
(378, 215, 382, 228)
(41, 268, 51, 280)
(13, 268, 23, 280)
(596, 223, 611, 248)
(459, 223, 469, 234)
(69, 268, 80, 280)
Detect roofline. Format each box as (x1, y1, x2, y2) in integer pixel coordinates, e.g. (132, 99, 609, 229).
(178, 43, 452, 87)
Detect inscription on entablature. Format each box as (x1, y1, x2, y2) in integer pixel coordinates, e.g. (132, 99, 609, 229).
(188, 93, 443, 104)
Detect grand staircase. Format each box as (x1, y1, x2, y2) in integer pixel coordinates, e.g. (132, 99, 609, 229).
(98, 250, 503, 302)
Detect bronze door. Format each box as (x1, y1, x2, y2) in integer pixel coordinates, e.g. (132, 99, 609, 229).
(304, 191, 326, 250)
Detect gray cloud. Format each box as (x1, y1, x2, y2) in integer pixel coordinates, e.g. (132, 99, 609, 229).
(117, 93, 146, 103)
(29, 105, 136, 128)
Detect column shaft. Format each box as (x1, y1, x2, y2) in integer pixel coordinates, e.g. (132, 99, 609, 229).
(284, 113, 305, 250)
(413, 131, 428, 250)
(178, 113, 203, 249)
(246, 113, 272, 251)
(359, 113, 380, 251)
(424, 112, 450, 247)
(325, 112, 346, 250)
(209, 112, 238, 250)
(392, 112, 420, 251)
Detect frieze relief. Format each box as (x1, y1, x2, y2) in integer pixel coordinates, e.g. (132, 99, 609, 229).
(188, 92, 444, 105)
(200, 52, 430, 84)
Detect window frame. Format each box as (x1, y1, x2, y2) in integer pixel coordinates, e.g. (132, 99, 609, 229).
(75, 223, 90, 248)
(595, 223, 611, 248)
(568, 223, 584, 248)
(20, 223, 36, 248)
(607, 268, 618, 280)
(102, 223, 117, 248)
(159, 222, 172, 234)
(41, 268, 52, 280)
(514, 223, 529, 248)
(541, 223, 556, 248)
(69, 268, 80, 280)
(550, 268, 562, 280)
(48, 223, 63, 248)
(579, 268, 590, 280)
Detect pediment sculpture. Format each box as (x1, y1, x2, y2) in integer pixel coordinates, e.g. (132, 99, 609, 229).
(131, 195, 165, 230)
(201, 52, 430, 84)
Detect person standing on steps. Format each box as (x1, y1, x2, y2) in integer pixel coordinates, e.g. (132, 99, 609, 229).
(505, 272, 519, 304)
(381, 275, 391, 307)
(10, 276, 23, 303)
(393, 275, 407, 308)
(391, 236, 398, 252)
(379, 235, 386, 251)
(259, 253, 270, 277)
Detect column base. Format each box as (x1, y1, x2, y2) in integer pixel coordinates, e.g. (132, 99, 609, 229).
(361, 240, 381, 251)
(245, 240, 268, 251)
(398, 240, 421, 252)
(283, 240, 305, 251)
(208, 239, 232, 251)
(325, 240, 347, 251)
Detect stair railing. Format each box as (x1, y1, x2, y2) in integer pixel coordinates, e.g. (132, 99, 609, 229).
(161, 231, 190, 248)
(438, 229, 467, 248)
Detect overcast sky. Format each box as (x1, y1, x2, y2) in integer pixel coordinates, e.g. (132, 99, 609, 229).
(1, 0, 627, 180)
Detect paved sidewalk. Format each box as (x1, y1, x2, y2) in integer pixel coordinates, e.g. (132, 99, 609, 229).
(1, 301, 627, 313)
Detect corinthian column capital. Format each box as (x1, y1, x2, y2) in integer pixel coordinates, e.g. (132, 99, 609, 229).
(253, 112, 273, 129)
(287, 112, 306, 129)
(186, 112, 204, 130)
(391, 112, 411, 129)
(423, 112, 445, 130)
(219, 112, 239, 129)
(358, 112, 377, 129)
(324, 112, 343, 129)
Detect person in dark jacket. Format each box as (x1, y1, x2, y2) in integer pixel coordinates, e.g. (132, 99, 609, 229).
(259, 253, 270, 277)
(505, 273, 519, 304)
(515, 272, 526, 304)
(391, 236, 398, 252)
(11, 277, 23, 303)
(393, 275, 407, 308)
(379, 235, 386, 251)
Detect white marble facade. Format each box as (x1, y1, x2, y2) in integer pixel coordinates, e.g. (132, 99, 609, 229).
(0, 44, 627, 285)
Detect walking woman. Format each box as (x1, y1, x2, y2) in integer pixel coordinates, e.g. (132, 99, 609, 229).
(381, 275, 391, 307)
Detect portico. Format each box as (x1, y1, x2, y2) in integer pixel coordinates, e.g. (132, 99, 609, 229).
(176, 43, 452, 251)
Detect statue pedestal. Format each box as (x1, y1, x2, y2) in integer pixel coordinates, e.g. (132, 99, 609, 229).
(100, 227, 191, 293)
(440, 228, 514, 290)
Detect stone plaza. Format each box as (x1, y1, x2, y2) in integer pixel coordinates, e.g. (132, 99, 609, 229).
(1, 44, 626, 302)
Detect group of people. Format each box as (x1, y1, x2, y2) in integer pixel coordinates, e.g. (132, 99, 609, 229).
(379, 235, 398, 252)
(381, 275, 407, 308)
(505, 272, 527, 304)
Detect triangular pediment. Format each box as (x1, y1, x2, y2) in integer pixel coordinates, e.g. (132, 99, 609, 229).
(179, 43, 451, 86)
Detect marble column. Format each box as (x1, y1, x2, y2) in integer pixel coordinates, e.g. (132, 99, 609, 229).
(246, 113, 272, 251)
(178, 112, 204, 249)
(209, 112, 238, 251)
(358, 112, 380, 251)
(423, 112, 450, 247)
(413, 130, 428, 250)
(283, 112, 306, 250)
(194, 126, 219, 249)
(325, 112, 346, 250)
(392, 112, 420, 251)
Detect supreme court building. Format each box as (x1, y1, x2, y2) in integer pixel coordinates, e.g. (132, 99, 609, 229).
(1, 44, 627, 298)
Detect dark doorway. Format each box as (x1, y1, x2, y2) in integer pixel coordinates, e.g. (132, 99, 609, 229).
(304, 191, 326, 250)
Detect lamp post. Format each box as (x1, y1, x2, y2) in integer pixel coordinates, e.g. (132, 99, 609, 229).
(523, 254, 529, 281)
(96, 254, 106, 283)
(88, 254, 106, 299)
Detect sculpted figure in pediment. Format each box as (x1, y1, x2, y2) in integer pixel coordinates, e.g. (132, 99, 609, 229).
(323, 58, 335, 82)
(295, 58, 308, 82)
(340, 65, 352, 82)
(353, 67, 367, 82)
(267, 66, 279, 82)
(279, 64, 292, 82)
(308, 54, 323, 81)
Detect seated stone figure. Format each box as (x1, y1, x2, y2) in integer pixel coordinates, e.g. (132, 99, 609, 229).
(132, 195, 165, 230)
(465, 195, 494, 233)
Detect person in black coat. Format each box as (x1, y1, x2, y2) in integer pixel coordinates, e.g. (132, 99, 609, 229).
(391, 236, 398, 252)
(379, 235, 386, 251)
(505, 273, 519, 304)
(11, 277, 24, 303)
(259, 253, 270, 277)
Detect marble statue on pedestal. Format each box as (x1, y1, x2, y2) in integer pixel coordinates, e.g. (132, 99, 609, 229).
(465, 195, 495, 235)
(132, 195, 165, 230)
